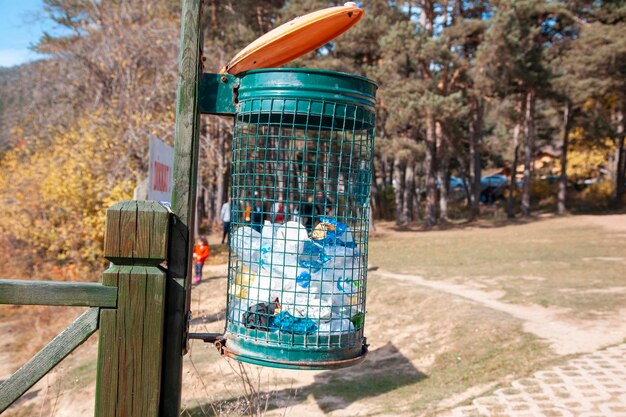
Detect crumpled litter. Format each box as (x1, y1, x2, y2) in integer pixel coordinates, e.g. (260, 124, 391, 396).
(243, 302, 279, 331)
(231, 216, 365, 335)
(269, 311, 317, 335)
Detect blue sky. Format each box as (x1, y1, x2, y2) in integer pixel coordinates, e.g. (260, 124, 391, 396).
(0, 0, 52, 67)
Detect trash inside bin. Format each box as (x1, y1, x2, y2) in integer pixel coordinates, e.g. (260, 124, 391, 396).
(223, 68, 376, 370)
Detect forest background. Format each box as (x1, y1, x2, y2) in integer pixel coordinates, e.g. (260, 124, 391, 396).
(0, 0, 624, 280)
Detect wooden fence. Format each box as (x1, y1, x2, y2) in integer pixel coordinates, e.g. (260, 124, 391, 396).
(1, 0, 206, 414)
(0, 200, 171, 416)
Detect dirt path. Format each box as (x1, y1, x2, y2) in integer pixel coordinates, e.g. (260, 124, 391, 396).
(0, 322, 15, 379)
(374, 269, 626, 355)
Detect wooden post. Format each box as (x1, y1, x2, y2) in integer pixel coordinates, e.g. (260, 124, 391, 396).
(95, 200, 170, 417)
(161, 0, 203, 416)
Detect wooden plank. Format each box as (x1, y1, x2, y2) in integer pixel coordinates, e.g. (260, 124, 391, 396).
(101, 266, 120, 287)
(135, 202, 154, 262)
(119, 201, 138, 261)
(150, 201, 170, 262)
(129, 269, 147, 417)
(0, 308, 99, 413)
(0, 280, 117, 307)
(141, 267, 166, 417)
(171, 0, 202, 228)
(162, 0, 203, 415)
(104, 201, 125, 260)
(95, 266, 119, 417)
(115, 266, 131, 417)
(95, 308, 118, 417)
(135, 201, 169, 265)
(106, 200, 169, 265)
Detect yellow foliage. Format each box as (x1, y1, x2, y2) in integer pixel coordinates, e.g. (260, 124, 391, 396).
(555, 128, 616, 181)
(0, 115, 134, 266)
(577, 180, 615, 210)
(530, 180, 555, 201)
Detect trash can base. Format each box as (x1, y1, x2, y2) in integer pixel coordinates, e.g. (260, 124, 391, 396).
(222, 335, 368, 370)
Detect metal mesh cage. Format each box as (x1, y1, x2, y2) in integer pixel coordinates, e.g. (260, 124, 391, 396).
(223, 69, 376, 369)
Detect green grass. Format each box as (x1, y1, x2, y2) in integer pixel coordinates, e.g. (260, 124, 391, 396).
(66, 357, 97, 386)
(329, 277, 554, 416)
(186, 274, 556, 416)
(7, 214, 624, 417)
(369, 216, 626, 317)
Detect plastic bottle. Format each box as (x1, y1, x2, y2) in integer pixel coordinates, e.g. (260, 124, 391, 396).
(246, 265, 274, 304)
(288, 292, 332, 319)
(261, 220, 275, 241)
(318, 318, 355, 334)
(278, 221, 310, 253)
(232, 226, 261, 271)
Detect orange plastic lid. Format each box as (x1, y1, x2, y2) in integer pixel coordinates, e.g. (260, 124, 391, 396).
(219, 3, 364, 75)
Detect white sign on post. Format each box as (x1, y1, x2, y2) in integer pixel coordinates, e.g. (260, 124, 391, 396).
(148, 134, 174, 205)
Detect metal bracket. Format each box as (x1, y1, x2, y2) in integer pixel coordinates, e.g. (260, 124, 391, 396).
(183, 311, 192, 354)
(198, 73, 239, 116)
(187, 332, 226, 355)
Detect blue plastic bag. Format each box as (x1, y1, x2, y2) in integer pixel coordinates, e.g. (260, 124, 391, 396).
(270, 312, 317, 335)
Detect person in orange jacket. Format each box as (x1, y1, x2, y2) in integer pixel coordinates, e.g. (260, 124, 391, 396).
(192, 236, 210, 284)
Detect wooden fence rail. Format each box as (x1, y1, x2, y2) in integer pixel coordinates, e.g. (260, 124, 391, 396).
(0, 280, 117, 307)
(0, 199, 170, 416)
(0, 2, 202, 414)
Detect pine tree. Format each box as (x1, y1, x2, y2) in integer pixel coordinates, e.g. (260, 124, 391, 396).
(561, 0, 626, 207)
(476, 0, 568, 217)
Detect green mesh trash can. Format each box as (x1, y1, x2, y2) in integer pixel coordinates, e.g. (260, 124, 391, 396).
(223, 68, 376, 370)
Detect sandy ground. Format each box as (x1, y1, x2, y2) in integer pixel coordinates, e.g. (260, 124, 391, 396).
(374, 269, 626, 355)
(580, 213, 626, 232)
(1, 213, 625, 416)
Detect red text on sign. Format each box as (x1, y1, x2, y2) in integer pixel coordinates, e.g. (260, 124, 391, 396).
(153, 161, 170, 192)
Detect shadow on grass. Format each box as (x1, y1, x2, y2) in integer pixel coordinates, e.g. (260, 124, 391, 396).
(1, 384, 42, 411)
(377, 205, 626, 236)
(183, 342, 426, 416)
(381, 214, 545, 234)
(310, 341, 427, 412)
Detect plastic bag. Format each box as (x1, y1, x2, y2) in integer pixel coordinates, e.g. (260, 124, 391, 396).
(318, 318, 355, 334)
(232, 226, 261, 271)
(270, 312, 317, 335)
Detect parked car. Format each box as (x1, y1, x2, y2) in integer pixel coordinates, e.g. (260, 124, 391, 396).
(480, 175, 508, 203)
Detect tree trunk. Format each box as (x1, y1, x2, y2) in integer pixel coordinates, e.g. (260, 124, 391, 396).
(413, 160, 421, 220)
(380, 154, 388, 189)
(439, 161, 450, 221)
(424, 110, 437, 229)
(558, 100, 572, 215)
(214, 125, 226, 222)
(612, 104, 625, 207)
(393, 155, 405, 224)
(195, 173, 202, 239)
(507, 144, 520, 218)
(507, 95, 525, 219)
(437, 123, 449, 221)
(327, 142, 335, 199)
(403, 156, 415, 222)
(521, 90, 535, 217)
(277, 135, 286, 201)
(469, 98, 483, 220)
(370, 158, 379, 220)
